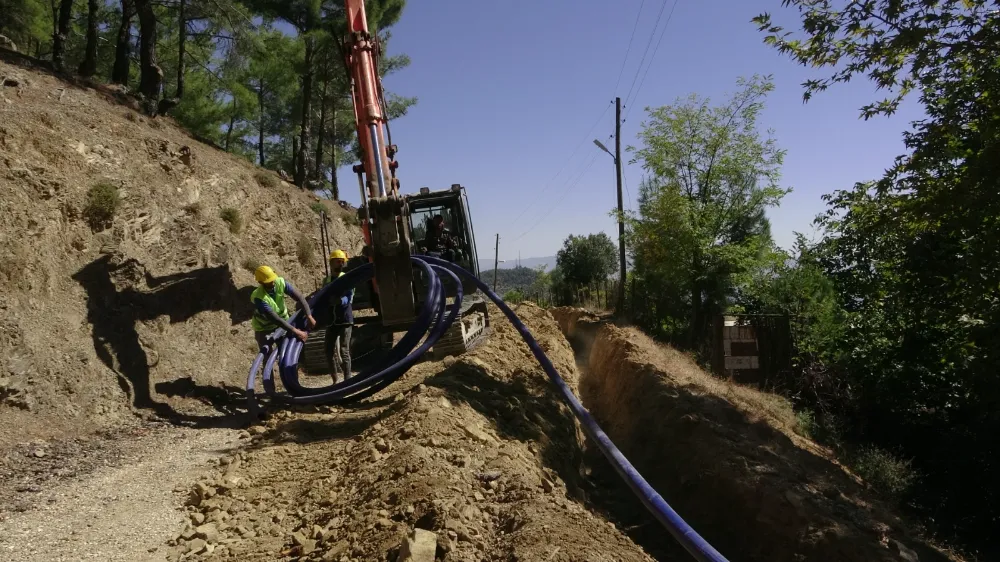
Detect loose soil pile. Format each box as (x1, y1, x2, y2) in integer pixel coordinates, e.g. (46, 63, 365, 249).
(159, 303, 661, 562)
(551, 307, 958, 562)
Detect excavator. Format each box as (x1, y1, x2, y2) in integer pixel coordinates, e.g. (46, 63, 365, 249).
(300, 0, 490, 374)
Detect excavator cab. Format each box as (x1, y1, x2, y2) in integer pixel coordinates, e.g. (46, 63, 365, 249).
(409, 184, 481, 298)
(343, 183, 480, 313)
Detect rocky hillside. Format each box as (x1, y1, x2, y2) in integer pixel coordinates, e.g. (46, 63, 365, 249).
(0, 53, 362, 446)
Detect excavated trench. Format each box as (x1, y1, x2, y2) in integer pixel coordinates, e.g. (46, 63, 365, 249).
(154, 303, 684, 562)
(550, 307, 955, 562)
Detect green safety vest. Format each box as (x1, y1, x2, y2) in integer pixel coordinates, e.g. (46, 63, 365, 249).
(250, 277, 289, 332)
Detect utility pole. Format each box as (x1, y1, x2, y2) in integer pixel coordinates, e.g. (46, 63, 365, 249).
(615, 97, 626, 315)
(493, 234, 500, 292)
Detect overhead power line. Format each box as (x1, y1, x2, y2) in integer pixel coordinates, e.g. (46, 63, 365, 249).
(624, 0, 681, 123)
(621, 0, 671, 110)
(513, 152, 601, 242)
(611, 0, 647, 98)
(506, 101, 613, 230)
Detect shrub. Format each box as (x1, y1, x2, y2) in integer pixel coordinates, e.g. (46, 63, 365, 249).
(793, 409, 817, 439)
(183, 201, 202, 215)
(310, 202, 327, 215)
(342, 212, 360, 227)
(241, 256, 261, 273)
(852, 445, 917, 499)
(296, 235, 315, 267)
(254, 171, 278, 188)
(503, 289, 525, 303)
(220, 207, 242, 234)
(83, 182, 120, 231)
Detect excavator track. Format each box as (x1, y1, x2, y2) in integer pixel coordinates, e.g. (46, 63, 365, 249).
(431, 296, 491, 359)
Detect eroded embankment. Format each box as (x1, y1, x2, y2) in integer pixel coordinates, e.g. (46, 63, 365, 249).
(158, 304, 659, 562)
(551, 307, 954, 562)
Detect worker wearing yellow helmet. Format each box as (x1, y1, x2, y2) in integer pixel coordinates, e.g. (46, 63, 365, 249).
(251, 265, 316, 352)
(322, 249, 355, 383)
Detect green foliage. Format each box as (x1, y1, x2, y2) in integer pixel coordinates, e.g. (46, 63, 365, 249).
(756, 0, 1000, 550)
(309, 202, 327, 215)
(555, 233, 618, 287)
(3, 0, 416, 189)
(502, 289, 524, 303)
(83, 182, 120, 231)
(481, 266, 543, 296)
(0, 0, 49, 53)
(219, 207, 242, 234)
(851, 446, 916, 500)
(793, 409, 816, 439)
(626, 75, 788, 347)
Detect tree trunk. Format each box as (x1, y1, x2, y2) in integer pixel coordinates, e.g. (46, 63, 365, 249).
(295, 35, 316, 187)
(330, 106, 340, 200)
(52, 0, 74, 72)
(175, 0, 185, 98)
(135, 0, 162, 105)
(224, 100, 236, 151)
(314, 73, 328, 180)
(111, 0, 134, 85)
(257, 80, 265, 165)
(78, 0, 99, 77)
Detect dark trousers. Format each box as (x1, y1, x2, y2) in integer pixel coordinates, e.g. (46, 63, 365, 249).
(325, 325, 352, 381)
(254, 331, 284, 365)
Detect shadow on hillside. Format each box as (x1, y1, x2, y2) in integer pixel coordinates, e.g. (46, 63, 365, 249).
(72, 254, 254, 428)
(262, 402, 405, 447)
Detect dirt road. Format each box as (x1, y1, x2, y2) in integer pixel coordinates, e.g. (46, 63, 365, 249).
(0, 425, 241, 562)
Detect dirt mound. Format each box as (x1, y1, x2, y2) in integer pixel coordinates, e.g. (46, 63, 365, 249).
(158, 303, 658, 561)
(0, 56, 361, 447)
(551, 307, 955, 562)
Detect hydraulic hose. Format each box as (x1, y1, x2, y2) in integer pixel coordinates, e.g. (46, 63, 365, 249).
(245, 255, 729, 562)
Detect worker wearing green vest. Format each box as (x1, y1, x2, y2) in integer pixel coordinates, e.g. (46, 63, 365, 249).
(251, 265, 316, 353)
(323, 249, 354, 383)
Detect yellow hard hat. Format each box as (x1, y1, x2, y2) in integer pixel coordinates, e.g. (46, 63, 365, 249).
(254, 265, 278, 284)
(329, 249, 347, 261)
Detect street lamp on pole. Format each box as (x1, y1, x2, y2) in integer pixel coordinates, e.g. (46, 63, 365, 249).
(593, 139, 614, 162)
(593, 97, 627, 316)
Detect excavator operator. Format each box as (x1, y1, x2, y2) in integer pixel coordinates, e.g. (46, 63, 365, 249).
(424, 215, 457, 262)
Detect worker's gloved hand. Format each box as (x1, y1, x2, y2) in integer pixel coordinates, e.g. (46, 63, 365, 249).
(306, 315, 317, 330)
(293, 328, 309, 342)
(340, 296, 350, 306)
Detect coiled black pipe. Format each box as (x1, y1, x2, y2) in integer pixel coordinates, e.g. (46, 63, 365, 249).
(245, 255, 729, 562)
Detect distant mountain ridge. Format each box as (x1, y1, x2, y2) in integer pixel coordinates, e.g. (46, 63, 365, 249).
(478, 255, 555, 272)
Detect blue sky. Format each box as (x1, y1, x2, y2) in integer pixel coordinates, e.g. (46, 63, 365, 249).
(332, 0, 924, 264)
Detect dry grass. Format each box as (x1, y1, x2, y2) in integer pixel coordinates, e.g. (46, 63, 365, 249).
(219, 207, 242, 234)
(296, 235, 315, 267)
(241, 256, 261, 273)
(617, 325, 801, 435)
(254, 171, 278, 188)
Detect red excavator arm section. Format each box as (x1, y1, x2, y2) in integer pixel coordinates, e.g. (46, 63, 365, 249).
(344, 0, 398, 200)
(342, 0, 415, 328)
